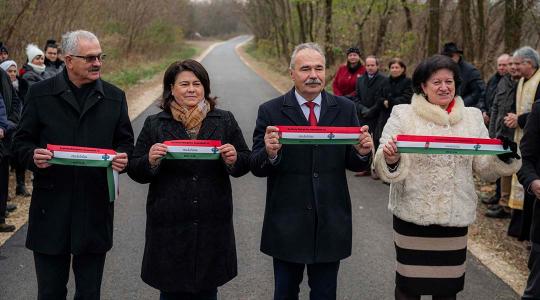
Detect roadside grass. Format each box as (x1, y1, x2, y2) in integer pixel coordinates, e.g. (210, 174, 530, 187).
(102, 46, 197, 90)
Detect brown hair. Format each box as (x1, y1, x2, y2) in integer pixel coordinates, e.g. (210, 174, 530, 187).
(388, 57, 407, 73)
(160, 59, 217, 111)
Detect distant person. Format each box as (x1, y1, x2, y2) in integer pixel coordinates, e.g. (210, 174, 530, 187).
(481, 54, 511, 125)
(375, 54, 521, 300)
(354, 55, 386, 178)
(44, 39, 64, 76)
(21, 44, 51, 85)
(13, 30, 134, 299)
(0, 67, 20, 232)
(251, 42, 373, 300)
(505, 46, 540, 241)
(0, 42, 9, 62)
(0, 60, 30, 197)
(441, 42, 486, 107)
(374, 58, 412, 155)
(332, 47, 365, 98)
(485, 55, 522, 219)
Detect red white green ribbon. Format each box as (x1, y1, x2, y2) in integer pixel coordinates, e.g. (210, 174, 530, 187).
(164, 140, 221, 160)
(396, 135, 511, 155)
(277, 126, 361, 145)
(47, 144, 118, 202)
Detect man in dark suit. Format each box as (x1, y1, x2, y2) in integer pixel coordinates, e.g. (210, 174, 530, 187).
(251, 42, 373, 300)
(354, 55, 386, 138)
(13, 30, 134, 300)
(519, 100, 540, 299)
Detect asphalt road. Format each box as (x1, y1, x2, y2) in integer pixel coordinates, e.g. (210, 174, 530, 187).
(0, 36, 519, 300)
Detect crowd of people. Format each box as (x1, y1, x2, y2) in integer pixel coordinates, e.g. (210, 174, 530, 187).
(0, 29, 538, 300)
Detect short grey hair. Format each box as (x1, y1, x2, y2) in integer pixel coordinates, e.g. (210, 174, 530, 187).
(61, 30, 99, 55)
(289, 43, 325, 69)
(365, 55, 380, 66)
(513, 46, 540, 69)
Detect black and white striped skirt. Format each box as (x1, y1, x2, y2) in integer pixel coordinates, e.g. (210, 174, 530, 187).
(393, 215, 468, 296)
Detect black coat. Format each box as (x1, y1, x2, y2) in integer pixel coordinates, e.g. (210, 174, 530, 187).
(488, 74, 516, 139)
(456, 58, 486, 107)
(250, 89, 371, 264)
(354, 71, 387, 132)
(374, 75, 413, 147)
(518, 100, 540, 243)
(0, 68, 21, 158)
(13, 72, 134, 255)
(480, 73, 503, 114)
(128, 109, 250, 293)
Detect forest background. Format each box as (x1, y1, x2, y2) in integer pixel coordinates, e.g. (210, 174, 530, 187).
(0, 0, 539, 86)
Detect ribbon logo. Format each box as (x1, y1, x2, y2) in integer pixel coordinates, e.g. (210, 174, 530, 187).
(211, 147, 219, 154)
(102, 154, 110, 160)
(328, 133, 335, 139)
(474, 144, 481, 151)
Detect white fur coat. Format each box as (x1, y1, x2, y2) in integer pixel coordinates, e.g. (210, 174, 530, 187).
(374, 94, 522, 227)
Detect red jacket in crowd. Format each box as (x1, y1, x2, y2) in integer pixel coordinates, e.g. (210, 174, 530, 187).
(332, 64, 366, 97)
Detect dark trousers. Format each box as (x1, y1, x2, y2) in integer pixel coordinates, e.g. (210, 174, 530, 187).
(273, 257, 340, 300)
(159, 288, 218, 300)
(34, 251, 106, 300)
(0, 158, 9, 223)
(524, 243, 540, 299)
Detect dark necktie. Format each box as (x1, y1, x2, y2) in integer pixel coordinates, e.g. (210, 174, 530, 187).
(305, 101, 317, 126)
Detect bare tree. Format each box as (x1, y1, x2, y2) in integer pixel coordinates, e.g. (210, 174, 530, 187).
(427, 0, 440, 56)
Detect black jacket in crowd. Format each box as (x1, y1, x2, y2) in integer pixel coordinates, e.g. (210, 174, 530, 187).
(456, 57, 486, 107)
(481, 72, 503, 114)
(13, 70, 134, 255)
(128, 109, 251, 293)
(354, 71, 387, 131)
(488, 74, 516, 139)
(250, 89, 370, 264)
(0, 68, 21, 158)
(374, 74, 413, 147)
(518, 100, 540, 243)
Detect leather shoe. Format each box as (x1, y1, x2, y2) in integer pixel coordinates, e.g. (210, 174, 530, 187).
(482, 195, 499, 205)
(485, 206, 511, 218)
(6, 203, 16, 213)
(0, 223, 15, 232)
(354, 171, 371, 177)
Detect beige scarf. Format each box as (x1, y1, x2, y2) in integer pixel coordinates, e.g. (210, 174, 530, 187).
(170, 99, 210, 139)
(509, 68, 540, 209)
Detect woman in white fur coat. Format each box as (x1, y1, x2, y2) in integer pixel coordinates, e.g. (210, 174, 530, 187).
(374, 55, 521, 300)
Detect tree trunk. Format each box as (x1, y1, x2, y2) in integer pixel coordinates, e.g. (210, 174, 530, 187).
(476, 0, 486, 71)
(297, 2, 307, 43)
(459, 0, 474, 59)
(401, 0, 413, 31)
(427, 0, 440, 56)
(354, 0, 375, 52)
(324, 0, 334, 66)
(374, 0, 394, 56)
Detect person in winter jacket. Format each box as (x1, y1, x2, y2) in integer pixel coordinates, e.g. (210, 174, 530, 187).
(332, 47, 366, 98)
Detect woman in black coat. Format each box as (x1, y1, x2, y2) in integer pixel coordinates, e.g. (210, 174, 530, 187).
(128, 59, 251, 300)
(374, 58, 413, 149)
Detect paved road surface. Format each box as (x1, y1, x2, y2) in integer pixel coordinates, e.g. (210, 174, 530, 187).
(0, 36, 519, 299)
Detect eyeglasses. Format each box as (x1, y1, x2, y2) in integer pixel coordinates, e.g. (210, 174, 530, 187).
(70, 53, 106, 63)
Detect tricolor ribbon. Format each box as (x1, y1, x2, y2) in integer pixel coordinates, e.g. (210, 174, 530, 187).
(47, 144, 118, 202)
(277, 126, 361, 145)
(163, 140, 222, 160)
(395, 135, 511, 155)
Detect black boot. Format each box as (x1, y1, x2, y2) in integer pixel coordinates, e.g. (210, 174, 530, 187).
(15, 185, 30, 197)
(0, 223, 15, 232)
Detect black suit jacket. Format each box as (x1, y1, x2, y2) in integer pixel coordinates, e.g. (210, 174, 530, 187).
(518, 100, 540, 243)
(354, 71, 387, 130)
(250, 88, 370, 264)
(13, 71, 134, 255)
